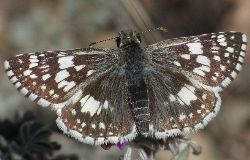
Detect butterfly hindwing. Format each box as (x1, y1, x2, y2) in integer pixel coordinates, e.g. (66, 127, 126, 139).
(57, 69, 136, 145)
(146, 69, 220, 138)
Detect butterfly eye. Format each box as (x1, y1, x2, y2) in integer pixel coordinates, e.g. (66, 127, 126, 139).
(136, 34, 142, 43)
(116, 37, 122, 47)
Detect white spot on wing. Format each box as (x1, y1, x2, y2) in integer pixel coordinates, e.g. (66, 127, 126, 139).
(99, 122, 106, 129)
(77, 119, 81, 123)
(187, 42, 203, 54)
(91, 124, 96, 129)
(241, 44, 247, 50)
(29, 93, 38, 101)
(30, 56, 38, 63)
(81, 122, 86, 127)
(179, 113, 187, 121)
(213, 55, 221, 61)
(80, 95, 101, 116)
(4, 61, 10, 69)
(226, 47, 234, 53)
(23, 70, 32, 76)
(20, 87, 29, 95)
(217, 37, 225, 43)
(55, 70, 70, 83)
(174, 61, 181, 66)
(202, 94, 207, 100)
(7, 70, 14, 77)
(103, 100, 109, 109)
(41, 85, 46, 90)
(193, 68, 205, 77)
(71, 109, 76, 115)
(219, 42, 227, 46)
(75, 65, 85, 71)
(211, 46, 219, 50)
(240, 51, 245, 57)
(221, 77, 231, 87)
(53, 94, 59, 99)
(196, 55, 210, 66)
(37, 98, 50, 107)
(30, 74, 37, 79)
(63, 81, 76, 92)
(49, 90, 54, 95)
(242, 34, 247, 43)
(239, 56, 244, 63)
(40, 65, 49, 69)
(224, 53, 229, 57)
(29, 62, 38, 68)
(42, 74, 51, 81)
(15, 82, 22, 88)
(214, 72, 219, 77)
(169, 94, 176, 102)
(217, 34, 225, 39)
(70, 90, 83, 104)
(235, 63, 242, 71)
(87, 70, 94, 77)
(30, 55, 37, 59)
(230, 71, 237, 79)
(194, 65, 210, 74)
(189, 113, 193, 118)
(58, 56, 74, 69)
(180, 54, 190, 59)
(57, 80, 76, 92)
(177, 85, 197, 105)
(220, 65, 226, 71)
(10, 76, 18, 83)
(58, 80, 68, 89)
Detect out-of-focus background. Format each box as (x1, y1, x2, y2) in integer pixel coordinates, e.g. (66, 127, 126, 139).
(0, 0, 249, 160)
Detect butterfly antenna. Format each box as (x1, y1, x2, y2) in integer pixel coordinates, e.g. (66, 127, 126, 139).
(89, 36, 118, 47)
(140, 26, 168, 35)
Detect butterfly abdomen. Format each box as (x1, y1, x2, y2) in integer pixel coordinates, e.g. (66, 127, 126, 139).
(123, 46, 150, 136)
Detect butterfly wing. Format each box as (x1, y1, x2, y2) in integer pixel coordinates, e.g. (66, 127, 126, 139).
(4, 48, 136, 145)
(145, 32, 247, 138)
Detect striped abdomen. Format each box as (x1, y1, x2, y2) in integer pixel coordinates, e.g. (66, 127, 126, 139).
(124, 46, 150, 135)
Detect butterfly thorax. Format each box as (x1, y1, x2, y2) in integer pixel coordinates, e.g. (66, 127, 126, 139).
(117, 30, 150, 136)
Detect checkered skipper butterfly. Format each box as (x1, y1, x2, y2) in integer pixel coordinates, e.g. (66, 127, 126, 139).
(4, 29, 247, 145)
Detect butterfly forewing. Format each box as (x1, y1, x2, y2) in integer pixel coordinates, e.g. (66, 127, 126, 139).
(4, 48, 116, 107)
(146, 31, 246, 137)
(147, 32, 246, 88)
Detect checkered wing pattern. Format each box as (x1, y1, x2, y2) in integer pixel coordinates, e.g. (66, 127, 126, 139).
(145, 32, 247, 138)
(4, 48, 136, 145)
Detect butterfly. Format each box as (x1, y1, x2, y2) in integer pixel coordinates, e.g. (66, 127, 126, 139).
(4, 29, 247, 145)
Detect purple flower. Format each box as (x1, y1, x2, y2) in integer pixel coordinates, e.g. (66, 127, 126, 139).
(117, 141, 128, 150)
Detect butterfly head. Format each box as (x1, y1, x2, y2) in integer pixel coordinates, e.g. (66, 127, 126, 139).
(116, 30, 141, 48)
